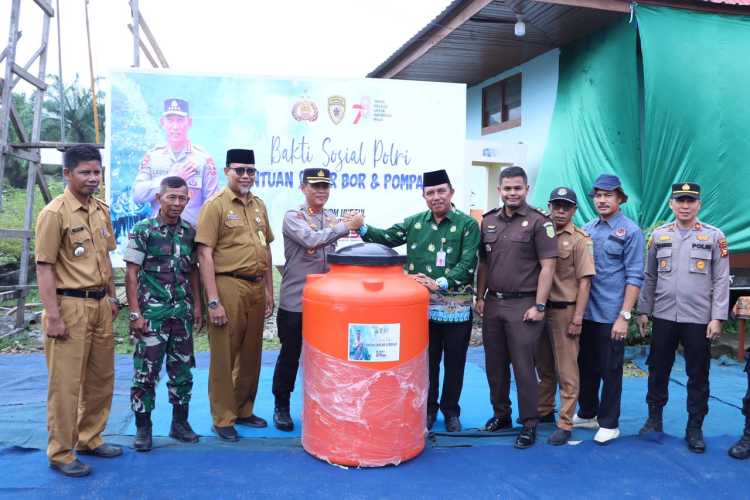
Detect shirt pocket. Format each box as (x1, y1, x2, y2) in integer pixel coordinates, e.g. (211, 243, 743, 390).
(656, 247, 672, 273)
(689, 248, 711, 274)
(68, 228, 93, 259)
(143, 241, 174, 272)
(604, 236, 625, 259)
(223, 217, 251, 245)
(482, 231, 499, 254)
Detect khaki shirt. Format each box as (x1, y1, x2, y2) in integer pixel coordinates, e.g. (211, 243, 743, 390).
(35, 188, 116, 289)
(638, 221, 730, 323)
(479, 202, 558, 293)
(550, 223, 596, 302)
(195, 187, 274, 275)
(279, 204, 349, 312)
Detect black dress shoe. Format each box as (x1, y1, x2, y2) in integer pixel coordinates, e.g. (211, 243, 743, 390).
(49, 459, 91, 477)
(685, 427, 706, 453)
(514, 426, 537, 449)
(547, 428, 571, 446)
(445, 416, 462, 433)
(77, 443, 123, 458)
(134, 424, 153, 452)
(236, 414, 268, 428)
(539, 412, 555, 424)
(273, 408, 294, 432)
(213, 425, 239, 442)
(484, 416, 512, 432)
(426, 413, 437, 430)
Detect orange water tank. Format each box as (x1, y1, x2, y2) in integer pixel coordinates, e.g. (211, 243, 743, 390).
(301, 243, 429, 467)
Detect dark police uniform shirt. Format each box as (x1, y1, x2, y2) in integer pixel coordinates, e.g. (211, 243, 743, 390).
(479, 202, 558, 294)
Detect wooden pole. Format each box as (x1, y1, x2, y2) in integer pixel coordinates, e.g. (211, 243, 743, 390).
(84, 0, 100, 145)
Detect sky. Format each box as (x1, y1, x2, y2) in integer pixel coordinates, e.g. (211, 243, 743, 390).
(1, 0, 453, 94)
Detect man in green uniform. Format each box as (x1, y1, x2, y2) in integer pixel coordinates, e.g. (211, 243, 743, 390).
(124, 176, 203, 451)
(361, 169, 480, 432)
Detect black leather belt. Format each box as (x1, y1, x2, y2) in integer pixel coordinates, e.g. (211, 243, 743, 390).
(486, 291, 535, 300)
(216, 272, 263, 283)
(56, 288, 107, 300)
(547, 301, 576, 309)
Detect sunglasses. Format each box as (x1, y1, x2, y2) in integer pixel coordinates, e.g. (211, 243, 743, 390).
(228, 167, 257, 176)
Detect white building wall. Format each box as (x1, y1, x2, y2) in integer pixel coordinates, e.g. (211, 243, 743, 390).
(464, 48, 560, 211)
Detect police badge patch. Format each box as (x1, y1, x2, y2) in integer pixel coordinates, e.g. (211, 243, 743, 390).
(328, 96, 346, 125)
(292, 99, 319, 122)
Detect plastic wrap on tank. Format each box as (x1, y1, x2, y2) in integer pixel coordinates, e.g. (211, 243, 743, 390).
(302, 343, 428, 467)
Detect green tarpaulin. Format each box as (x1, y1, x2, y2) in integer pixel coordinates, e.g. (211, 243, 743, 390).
(532, 6, 750, 252)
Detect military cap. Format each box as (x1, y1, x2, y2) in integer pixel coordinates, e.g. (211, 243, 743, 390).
(303, 168, 331, 184)
(548, 186, 577, 206)
(423, 169, 451, 187)
(226, 149, 255, 166)
(163, 98, 189, 117)
(672, 182, 700, 199)
(589, 173, 628, 203)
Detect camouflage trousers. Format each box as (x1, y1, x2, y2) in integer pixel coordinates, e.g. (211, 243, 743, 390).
(131, 316, 195, 413)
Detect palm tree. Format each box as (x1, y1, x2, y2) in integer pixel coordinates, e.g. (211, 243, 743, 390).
(42, 74, 105, 143)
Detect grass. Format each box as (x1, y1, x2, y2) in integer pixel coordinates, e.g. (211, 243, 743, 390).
(0, 179, 65, 266)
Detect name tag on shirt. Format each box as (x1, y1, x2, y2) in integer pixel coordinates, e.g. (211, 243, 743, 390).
(227, 214, 241, 221)
(436, 250, 446, 267)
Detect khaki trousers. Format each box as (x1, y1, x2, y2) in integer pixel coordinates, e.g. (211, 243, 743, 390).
(43, 296, 114, 464)
(208, 275, 265, 427)
(536, 306, 580, 431)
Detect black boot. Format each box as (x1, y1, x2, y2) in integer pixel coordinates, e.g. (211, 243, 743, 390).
(685, 415, 706, 454)
(729, 419, 750, 460)
(170, 405, 199, 443)
(273, 407, 294, 432)
(134, 412, 152, 452)
(639, 406, 663, 435)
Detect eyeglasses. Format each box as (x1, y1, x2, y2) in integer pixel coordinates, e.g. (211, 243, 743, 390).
(229, 167, 257, 176)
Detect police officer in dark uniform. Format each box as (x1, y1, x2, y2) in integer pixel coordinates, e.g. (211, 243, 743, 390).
(729, 329, 750, 459)
(476, 166, 558, 448)
(637, 183, 729, 453)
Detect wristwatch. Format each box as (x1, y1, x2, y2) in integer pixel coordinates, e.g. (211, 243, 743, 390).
(620, 310, 632, 320)
(535, 303, 546, 312)
(129, 312, 141, 321)
(208, 298, 221, 310)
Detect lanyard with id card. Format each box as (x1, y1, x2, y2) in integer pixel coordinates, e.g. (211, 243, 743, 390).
(436, 241, 447, 268)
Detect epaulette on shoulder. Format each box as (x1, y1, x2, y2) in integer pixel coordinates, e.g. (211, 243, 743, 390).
(482, 207, 500, 217)
(532, 206, 551, 218)
(253, 195, 267, 206)
(205, 191, 223, 204)
(94, 196, 109, 209)
(574, 226, 590, 238)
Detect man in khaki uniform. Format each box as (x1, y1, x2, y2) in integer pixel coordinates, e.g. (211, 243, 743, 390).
(196, 148, 274, 442)
(535, 187, 595, 445)
(36, 145, 123, 477)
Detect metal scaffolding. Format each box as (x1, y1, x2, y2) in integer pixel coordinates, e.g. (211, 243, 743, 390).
(0, 0, 54, 330)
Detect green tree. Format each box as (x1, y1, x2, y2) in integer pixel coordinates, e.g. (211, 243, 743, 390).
(42, 74, 105, 143)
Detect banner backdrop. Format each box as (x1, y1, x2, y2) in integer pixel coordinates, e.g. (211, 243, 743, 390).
(106, 70, 466, 265)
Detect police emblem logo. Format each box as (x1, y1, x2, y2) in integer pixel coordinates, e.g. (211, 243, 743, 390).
(292, 99, 319, 122)
(660, 259, 668, 269)
(557, 188, 567, 195)
(486, 244, 492, 252)
(328, 96, 346, 125)
(317, 170, 325, 177)
(659, 235, 671, 241)
(696, 260, 706, 270)
(615, 227, 627, 237)
(682, 183, 691, 191)
(169, 100, 180, 111)
(546, 225, 555, 238)
(697, 234, 709, 241)
(74, 245, 85, 257)
(521, 220, 529, 227)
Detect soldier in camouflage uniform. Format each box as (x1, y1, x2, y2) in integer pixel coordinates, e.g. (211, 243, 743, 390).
(124, 176, 203, 451)
(133, 98, 219, 226)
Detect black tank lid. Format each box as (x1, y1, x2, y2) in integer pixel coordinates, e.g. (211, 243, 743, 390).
(328, 242, 407, 266)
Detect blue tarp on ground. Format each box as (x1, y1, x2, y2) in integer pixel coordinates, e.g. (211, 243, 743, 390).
(0, 347, 747, 499)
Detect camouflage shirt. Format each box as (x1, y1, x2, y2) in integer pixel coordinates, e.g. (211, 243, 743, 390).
(123, 215, 197, 320)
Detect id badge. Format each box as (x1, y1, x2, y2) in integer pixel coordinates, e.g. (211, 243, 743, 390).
(436, 250, 447, 267)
